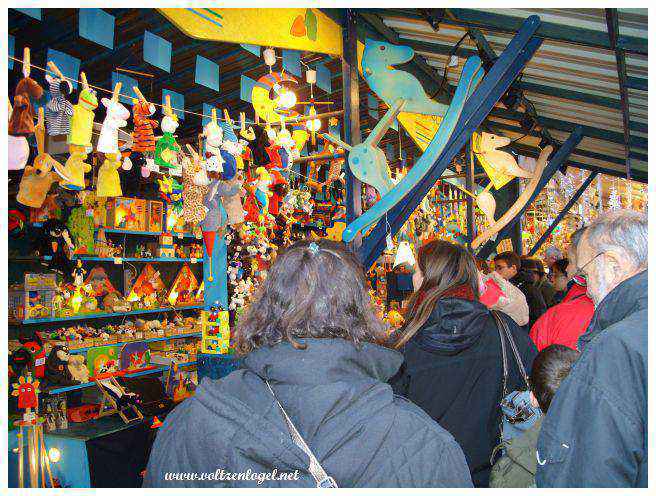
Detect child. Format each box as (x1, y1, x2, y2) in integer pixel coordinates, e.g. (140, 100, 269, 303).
(490, 344, 579, 488)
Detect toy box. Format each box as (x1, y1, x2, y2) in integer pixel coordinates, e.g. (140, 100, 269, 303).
(10, 273, 59, 321)
(148, 201, 164, 232)
(165, 203, 185, 233)
(157, 233, 175, 258)
(105, 197, 148, 231)
(201, 309, 230, 354)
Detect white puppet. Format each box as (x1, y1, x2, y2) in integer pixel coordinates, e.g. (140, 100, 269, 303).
(97, 93, 130, 154)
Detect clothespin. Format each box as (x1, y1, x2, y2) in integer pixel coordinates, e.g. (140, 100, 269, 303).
(240, 112, 246, 132)
(133, 86, 147, 104)
(80, 72, 90, 92)
(211, 107, 217, 125)
(164, 95, 173, 117)
(255, 113, 260, 125)
(35, 107, 45, 155)
(47, 60, 65, 81)
(185, 143, 199, 161)
(111, 82, 122, 103)
(22, 47, 31, 78)
(223, 109, 233, 128)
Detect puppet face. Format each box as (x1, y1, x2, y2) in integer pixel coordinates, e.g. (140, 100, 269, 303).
(78, 88, 98, 111)
(204, 121, 223, 147)
(161, 114, 179, 134)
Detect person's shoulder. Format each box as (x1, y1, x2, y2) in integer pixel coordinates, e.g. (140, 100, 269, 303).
(389, 393, 461, 444)
(582, 311, 647, 364)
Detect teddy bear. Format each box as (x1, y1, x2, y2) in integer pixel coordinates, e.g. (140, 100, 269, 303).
(16, 150, 60, 209)
(203, 120, 224, 173)
(97, 98, 130, 155)
(67, 354, 89, 383)
(96, 152, 123, 198)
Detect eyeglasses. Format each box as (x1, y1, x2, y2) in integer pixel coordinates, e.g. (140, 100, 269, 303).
(572, 251, 608, 281)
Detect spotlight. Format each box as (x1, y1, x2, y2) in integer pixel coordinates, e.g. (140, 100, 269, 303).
(48, 447, 61, 463)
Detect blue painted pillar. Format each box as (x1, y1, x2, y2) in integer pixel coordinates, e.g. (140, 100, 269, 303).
(203, 235, 228, 310)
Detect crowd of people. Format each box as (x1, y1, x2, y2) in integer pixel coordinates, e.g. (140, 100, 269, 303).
(144, 209, 648, 488)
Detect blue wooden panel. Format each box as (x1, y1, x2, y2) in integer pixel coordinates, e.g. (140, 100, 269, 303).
(240, 74, 257, 103)
(195, 55, 220, 92)
(204, 236, 228, 309)
(46, 48, 81, 89)
(9, 35, 15, 70)
(143, 30, 172, 72)
(111, 71, 138, 105)
(241, 44, 260, 57)
(79, 9, 115, 49)
(14, 8, 41, 20)
(162, 89, 184, 120)
(315, 62, 331, 93)
(282, 49, 302, 77)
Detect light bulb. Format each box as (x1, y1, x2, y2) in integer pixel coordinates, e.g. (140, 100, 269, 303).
(394, 241, 416, 268)
(277, 88, 297, 109)
(306, 69, 317, 85)
(48, 447, 61, 463)
(263, 48, 276, 67)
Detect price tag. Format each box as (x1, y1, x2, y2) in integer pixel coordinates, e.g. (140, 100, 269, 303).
(113, 257, 123, 265)
(190, 258, 198, 264)
(177, 233, 184, 239)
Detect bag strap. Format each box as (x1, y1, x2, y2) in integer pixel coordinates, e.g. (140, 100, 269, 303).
(492, 311, 530, 390)
(493, 310, 509, 399)
(263, 378, 338, 488)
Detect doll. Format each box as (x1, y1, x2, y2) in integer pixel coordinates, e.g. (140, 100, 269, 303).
(68, 74, 98, 149)
(44, 74, 74, 136)
(155, 111, 181, 170)
(253, 167, 273, 223)
(37, 219, 75, 275)
(72, 259, 87, 287)
(96, 152, 123, 197)
(97, 93, 130, 155)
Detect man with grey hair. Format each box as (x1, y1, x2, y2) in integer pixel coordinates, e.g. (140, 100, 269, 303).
(536, 210, 647, 487)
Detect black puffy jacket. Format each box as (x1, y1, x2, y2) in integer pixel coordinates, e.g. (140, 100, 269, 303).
(391, 298, 537, 487)
(144, 338, 472, 488)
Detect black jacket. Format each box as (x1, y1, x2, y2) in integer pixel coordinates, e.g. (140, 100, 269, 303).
(536, 271, 647, 487)
(144, 338, 472, 488)
(513, 274, 547, 327)
(391, 298, 537, 487)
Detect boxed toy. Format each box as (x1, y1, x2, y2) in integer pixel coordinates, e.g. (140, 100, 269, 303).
(15, 273, 59, 321)
(157, 233, 175, 258)
(148, 201, 164, 233)
(105, 197, 148, 231)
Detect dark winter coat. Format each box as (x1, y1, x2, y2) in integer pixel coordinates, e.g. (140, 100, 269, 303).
(536, 270, 647, 487)
(490, 416, 543, 487)
(144, 338, 473, 488)
(512, 274, 547, 328)
(391, 298, 538, 487)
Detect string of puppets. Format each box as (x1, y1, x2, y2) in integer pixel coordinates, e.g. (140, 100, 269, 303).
(9, 48, 346, 306)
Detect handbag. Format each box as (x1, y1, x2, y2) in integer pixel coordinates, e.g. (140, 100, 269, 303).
(263, 378, 338, 488)
(491, 311, 542, 447)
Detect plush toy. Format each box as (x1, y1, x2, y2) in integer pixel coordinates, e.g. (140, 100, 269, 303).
(131, 92, 158, 154)
(44, 69, 74, 136)
(102, 292, 131, 313)
(68, 73, 98, 149)
(37, 218, 75, 275)
(97, 85, 130, 154)
(96, 152, 123, 197)
(155, 101, 181, 170)
(203, 118, 224, 173)
(182, 144, 209, 226)
(44, 345, 79, 387)
(16, 108, 60, 207)
(201, 175, 242, 236)
(8, 49, 44, 137)
(253, 166, 273, 222)
(67, 354, 89, 384)
(56, 144, 91, 191)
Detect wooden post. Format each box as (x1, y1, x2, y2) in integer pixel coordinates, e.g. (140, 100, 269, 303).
(342, 9, 362, 246)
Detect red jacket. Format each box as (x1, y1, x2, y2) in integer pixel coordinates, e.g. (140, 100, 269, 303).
(529, 282, 595, 351)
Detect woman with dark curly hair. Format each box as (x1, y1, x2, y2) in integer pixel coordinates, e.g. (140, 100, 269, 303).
(145, 239, 471, 488)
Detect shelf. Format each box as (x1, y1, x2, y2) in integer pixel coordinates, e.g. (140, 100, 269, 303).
(22, 305, 204, 324)
(9, 256, 203, 264)
(68, 331, 201, 353)
(98, 228, 201, 239)
(47, 360, 198, 395)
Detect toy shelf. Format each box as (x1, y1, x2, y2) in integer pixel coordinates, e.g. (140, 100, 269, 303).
(9, 256, 202, 263)
(47, 361, 198, 395)
(67, 331, 201, 354)
(22, 304, 204, 324)
(98, 228, 201, 239)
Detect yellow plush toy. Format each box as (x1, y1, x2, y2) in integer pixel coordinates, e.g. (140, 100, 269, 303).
(67, 72, 98, 149)
(56, 144, 91, 191)
(96, 152, 123, 197)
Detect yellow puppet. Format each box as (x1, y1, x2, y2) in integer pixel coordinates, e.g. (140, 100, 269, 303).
(96, 152, 123, 197)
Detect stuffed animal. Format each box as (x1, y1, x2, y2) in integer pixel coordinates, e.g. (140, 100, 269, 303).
(253, 166, 273, 221)
(44, 345, 78, 387)
(67, 354, 89, 383)
(102, 292, 131, 313)
(56, 144, 91, 191)
(97, 94, 130, 154)
(96, 152, 123, 197)
(155, 112, 181, 170)
(131, 99, 158, 154)
(201, 176, 242, 235)
(68, 76, 98, 149)
(182, 145, 209, 226)
(9, 74, 43, 137)
(16, 109, 60, 208)
(203, 120, 224, 173)
(36, 218, 75, 275)
(44, 74, 74, 136)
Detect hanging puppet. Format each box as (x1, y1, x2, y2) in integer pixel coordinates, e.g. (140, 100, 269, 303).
(67, 72, 98, 150)
(182, 144, 210, 226)
(44, 61, 74, 137)
(154, 96, 181, 171)
(96, 152, 123, 197)
(96, 83, 129, 155)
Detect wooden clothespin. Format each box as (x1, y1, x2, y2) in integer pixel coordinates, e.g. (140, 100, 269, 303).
(255, 113, 260, 125)
(111, 82, 122, 103)
(240, 112, 246, 132)
(185, 143, 199, 161)
(80, 72, 90, 92)
(211, 107, 217, 125)
(35, 107, 45, 155)
(223, 109, 233, 128)
(47, 61, 65, 81)
(133, 86, 147, 104)
(164, 95, 173, 117)
(22, 47, 31, 78)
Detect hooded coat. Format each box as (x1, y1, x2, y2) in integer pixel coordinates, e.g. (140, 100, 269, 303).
(536, 271, 647, 487)
(144, 338, 472, 488)
(391, 298, 537, 487)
